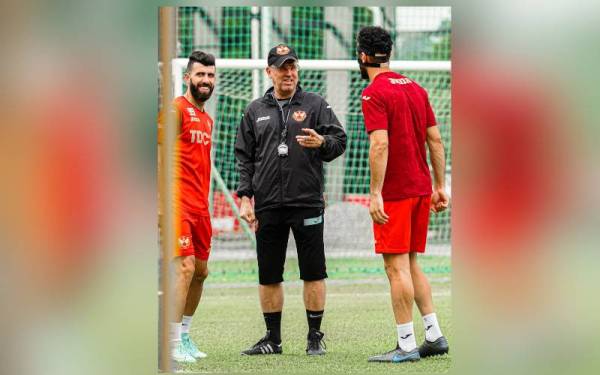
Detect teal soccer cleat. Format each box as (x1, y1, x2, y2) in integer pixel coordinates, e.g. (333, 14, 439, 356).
(182, 333, 207, 359)
(171, 341, 196, 363)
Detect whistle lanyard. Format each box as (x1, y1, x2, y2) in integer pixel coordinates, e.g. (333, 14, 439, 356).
(272, 91, 295, 144)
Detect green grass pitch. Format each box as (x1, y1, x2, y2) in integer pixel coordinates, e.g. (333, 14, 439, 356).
(178, 255, 452, 373)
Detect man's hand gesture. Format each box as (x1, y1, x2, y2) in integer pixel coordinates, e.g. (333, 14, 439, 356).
(296, 128, 324, 148)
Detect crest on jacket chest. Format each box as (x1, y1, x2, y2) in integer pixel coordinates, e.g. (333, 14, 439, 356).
(292, 110, 306, 122)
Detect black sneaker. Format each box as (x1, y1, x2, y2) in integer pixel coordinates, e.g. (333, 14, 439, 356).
(306, 328, 326, 355)
(418, 336, 449, 358)
(368, 344, 420, 363)
(241, 331, 282, 356)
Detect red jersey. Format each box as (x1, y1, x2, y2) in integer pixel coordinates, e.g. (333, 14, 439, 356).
(361, 71, 436, 201)
(159, 96, 213, 215)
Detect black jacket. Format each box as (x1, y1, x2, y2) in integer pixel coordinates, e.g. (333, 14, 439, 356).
(235, 85, 347, 212)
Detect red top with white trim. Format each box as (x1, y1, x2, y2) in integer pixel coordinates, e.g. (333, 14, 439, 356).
(361, 71, 436, 201)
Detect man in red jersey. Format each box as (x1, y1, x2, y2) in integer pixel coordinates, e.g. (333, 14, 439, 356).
(158, 51, 216, 364)
(356, 27, 450, 363)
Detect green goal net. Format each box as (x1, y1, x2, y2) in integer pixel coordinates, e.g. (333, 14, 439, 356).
(172, 6, 451, 256)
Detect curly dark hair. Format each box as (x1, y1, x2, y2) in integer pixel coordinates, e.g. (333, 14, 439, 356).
(186, 50, 215, 72)
(356, 26, 393, 59)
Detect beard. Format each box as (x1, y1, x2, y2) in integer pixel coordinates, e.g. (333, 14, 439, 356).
(190, 82, 214, 103)
(358, 60, 369, 80)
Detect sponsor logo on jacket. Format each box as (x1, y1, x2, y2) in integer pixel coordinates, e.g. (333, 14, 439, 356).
(257, 116, 270, 123)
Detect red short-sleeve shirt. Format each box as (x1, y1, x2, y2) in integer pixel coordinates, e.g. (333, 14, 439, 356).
(361, 71, 436, 201)
(159, 96, 213, 215)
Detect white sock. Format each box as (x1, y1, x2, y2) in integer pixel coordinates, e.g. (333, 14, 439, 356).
(182, 315, 193, 335)
(423, 313, 443, 342)
(396, 322, 417, 352)
(170, 322, 182, 349)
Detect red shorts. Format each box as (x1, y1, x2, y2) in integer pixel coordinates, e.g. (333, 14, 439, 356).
(175, 211, 212, 260)
(373, 196, 431, 254)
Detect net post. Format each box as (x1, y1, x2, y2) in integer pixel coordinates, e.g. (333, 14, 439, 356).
(370, 7, 383, 27)
(261, 7, 272, 92)
(251, 6, 261, 100)
(158, 6, 176, 373)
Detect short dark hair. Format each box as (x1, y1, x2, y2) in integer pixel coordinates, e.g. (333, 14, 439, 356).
(186, 50, 216, 72)
(356, 26, 393, 60)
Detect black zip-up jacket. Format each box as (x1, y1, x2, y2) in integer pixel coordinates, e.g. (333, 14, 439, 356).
(235, 85, 347, 213)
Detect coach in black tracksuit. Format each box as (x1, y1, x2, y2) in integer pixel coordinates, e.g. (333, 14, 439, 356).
(235, 44, 346, 357)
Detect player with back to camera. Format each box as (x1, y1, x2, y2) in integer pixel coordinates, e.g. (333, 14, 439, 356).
(356, 26, 450, 363)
